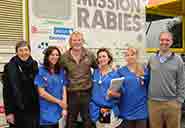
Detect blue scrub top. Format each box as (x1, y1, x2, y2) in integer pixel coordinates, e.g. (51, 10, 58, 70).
(117, 66, 149, 120)
(34, 66, 68, 125)
(90, 68, 120, 122)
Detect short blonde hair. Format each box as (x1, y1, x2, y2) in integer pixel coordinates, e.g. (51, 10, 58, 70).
(68, 31, 85, 48)
(126, 42, 145, 61)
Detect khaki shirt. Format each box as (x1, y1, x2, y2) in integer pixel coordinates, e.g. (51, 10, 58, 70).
(60, 48, 97, 91)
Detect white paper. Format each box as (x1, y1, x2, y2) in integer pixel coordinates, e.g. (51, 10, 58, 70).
(59, 117, 66, 128)
(109, 77, 124, 92)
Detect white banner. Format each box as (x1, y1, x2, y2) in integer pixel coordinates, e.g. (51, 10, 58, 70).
(29, 0, 145, 65)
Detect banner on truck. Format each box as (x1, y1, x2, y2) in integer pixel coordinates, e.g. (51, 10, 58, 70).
(29, 0, 146, 65)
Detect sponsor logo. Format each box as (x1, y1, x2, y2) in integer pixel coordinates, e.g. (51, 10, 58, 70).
(38, 42, 48, 49)
(42, 20, 64, 25)
(49, 36, 67, 41)
(31, 26, 51, 34)
(54, 27, 73, 35)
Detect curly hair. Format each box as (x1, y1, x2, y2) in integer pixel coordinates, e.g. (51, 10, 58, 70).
(43, 46, 61, 74)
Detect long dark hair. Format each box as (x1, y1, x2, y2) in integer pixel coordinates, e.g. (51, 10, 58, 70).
(43, 46, 61, 73)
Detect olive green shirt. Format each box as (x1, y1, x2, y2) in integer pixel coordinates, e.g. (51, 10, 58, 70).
(60, 47, 97, 92)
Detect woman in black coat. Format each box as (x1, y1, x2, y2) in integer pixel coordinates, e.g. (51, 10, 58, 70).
(2, 41, 39, 128)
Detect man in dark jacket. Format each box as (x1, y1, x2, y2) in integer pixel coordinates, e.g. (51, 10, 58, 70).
(2, 41, 39, 128)
(60, 31, 97, 128)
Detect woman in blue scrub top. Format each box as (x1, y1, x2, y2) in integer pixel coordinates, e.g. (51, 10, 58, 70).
(116, 47, 149, 128)
(34, 46, 68, 128)
(89, 48, 122, 128)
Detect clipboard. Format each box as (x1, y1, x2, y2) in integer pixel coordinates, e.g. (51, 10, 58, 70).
(109, 77, 124, 92)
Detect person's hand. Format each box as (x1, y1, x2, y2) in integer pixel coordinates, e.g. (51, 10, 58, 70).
(140, 80, 144, 86)
(6, 113, 15, 124)
(62, 109, 68, 119)
(111, 63, 117, 71)
(100, 108, 110, 113)
(139, 76, 144, 86)
(107, 90, 121, 97)
(58, 100, 67, 109)
(57, 46, 67, 54)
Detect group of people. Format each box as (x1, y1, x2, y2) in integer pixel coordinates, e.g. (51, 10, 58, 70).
(2, 31, 185, 128)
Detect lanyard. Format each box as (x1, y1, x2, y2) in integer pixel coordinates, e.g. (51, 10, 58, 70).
(98, 69, 110, 85)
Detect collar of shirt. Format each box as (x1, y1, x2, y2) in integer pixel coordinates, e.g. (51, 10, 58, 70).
(65, 47, 88, 64)
(156, 52, 172, 63)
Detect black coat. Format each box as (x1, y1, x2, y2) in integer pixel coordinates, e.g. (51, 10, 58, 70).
(2, 56, 39, 116)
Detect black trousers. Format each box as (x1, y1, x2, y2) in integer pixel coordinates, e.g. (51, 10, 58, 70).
(66, 90, 93, 128)
(125, 119, 147, 128)
(39, 124, 58, 128)
(9, 112, 39, 128)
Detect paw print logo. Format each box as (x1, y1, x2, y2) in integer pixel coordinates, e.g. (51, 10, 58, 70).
(38, 42, 48, 49)
(38, 42, 49, 54)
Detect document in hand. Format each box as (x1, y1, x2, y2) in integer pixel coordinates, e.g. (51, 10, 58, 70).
(109, 77, 124, 92)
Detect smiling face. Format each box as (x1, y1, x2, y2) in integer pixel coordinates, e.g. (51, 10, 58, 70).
(125, 48, 137, 65)
(48, 49, 60, 66)
(97, 51, 111, 67)
(69, 32, 83, 51)
(159, 32, 173, 53)
(16, 46, 31, 61)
